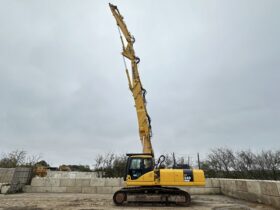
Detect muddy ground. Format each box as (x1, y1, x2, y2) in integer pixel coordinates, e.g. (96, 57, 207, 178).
(0, 193, 276, 210)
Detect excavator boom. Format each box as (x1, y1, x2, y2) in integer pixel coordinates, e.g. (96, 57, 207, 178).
(109, 3, 153, 155)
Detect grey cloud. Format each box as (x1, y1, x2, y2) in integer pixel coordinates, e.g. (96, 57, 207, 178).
(0, 0, 279, 165)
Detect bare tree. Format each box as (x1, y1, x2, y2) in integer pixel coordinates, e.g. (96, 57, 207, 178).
(203, 148, 280, 180)
(163, 153, 173, 168)
(260, 150, 280, 179)
(0, 150, 27, 168)
(236, 150, 256, 171)
(207, 148, 236, 173)
(94, 154, 104, 177)
(103, 153, 115, 169)
(25, 154, 42, 166)
(94, 153, 124, 178)
(0, 150, 43, 168)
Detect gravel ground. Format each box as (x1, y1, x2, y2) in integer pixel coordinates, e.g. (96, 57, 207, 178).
(0, 193, 276, 210)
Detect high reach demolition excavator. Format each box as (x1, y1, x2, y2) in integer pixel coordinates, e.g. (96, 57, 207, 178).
(109, 3, 205, 206)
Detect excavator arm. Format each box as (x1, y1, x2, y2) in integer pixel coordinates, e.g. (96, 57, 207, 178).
(109, 3, 153, 156)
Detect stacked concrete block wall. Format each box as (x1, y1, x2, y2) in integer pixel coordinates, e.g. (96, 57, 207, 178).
(23, 172, 280, 209)
(219, 178, 280, 209)
(24, 176, 123, 194)
(23, 171, 122, 194)
(24, 171, 219, 195)
(0, 167, 32, 194)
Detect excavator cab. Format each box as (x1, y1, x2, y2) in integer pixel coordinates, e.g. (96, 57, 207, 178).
(125, 154, 154, 180)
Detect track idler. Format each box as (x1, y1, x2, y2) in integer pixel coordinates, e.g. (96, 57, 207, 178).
(113, 191, 127, 205)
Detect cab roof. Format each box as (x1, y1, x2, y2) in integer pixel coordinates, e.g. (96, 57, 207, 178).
(126, 153, 153, 158)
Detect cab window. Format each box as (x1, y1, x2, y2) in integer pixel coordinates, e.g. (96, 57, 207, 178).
(131, 158, 141, 169)
(128, 158, 153, 180)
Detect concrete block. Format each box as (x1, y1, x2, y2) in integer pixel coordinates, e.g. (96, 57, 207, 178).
(235, 180, 248, 192)
(218, 179, 280, 210)
(75, 172, 90, 178)
(45, 178, 60, 187)
(1, 185, 10, 194)
(76, 172, 95, 179)
(180, 187, 220, 195)
(276, 182, 280, 196)
(201, 188, 221, 195)
(260, 181, 279, 196)
(68, 172, 77, 179)
(205, 179, 212, 187)
(24, 186, 56, 193)
(0, 183, 7, 189)
(60, 179, 76, 187)
(247, 180, 261, 195)
(208, 188, 221, 195)
(223, 179, 236, 192)
(66, 186, 82, 193)
(188, 187, 203, 194)
(219, 179, 227, 189)
(105, 178, 121, 187)
(45, 171, 55, 178)
(51, 187, 67, 193)
(47, 171, 65, 178)
(90, 178, 105, 187)
(32, 187, 52, 193)
(96, 186, 113, 194)
(57, 172, 71, 178)
(120, 179, 125, 187)
(258, 194, 280, 209)
(210, 179, 221, 188)
(23, 185, 32, 193)
(228, 190, 259, 203)
(75, 179, 90, 187)
(112, 187, 122, 193)
(82, 187, 97, 194)
(53, 171, 97, 179)
(31, 178, 46, 187)
(270, 196, 280, 209)
(90, 173, 98, 178)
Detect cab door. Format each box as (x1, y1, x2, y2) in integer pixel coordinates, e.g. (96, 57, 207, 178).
(126, 157, 155, 186)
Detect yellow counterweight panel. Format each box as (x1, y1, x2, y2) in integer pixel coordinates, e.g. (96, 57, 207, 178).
(192, 169, 206, 184)
(159, 169, 183, 185)
(159, 169, 205, 186)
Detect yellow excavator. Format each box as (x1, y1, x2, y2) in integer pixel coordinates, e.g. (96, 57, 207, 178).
(109, 3, 205, 206)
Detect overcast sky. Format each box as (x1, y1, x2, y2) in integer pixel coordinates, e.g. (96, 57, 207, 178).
(0, 0, 279, 166)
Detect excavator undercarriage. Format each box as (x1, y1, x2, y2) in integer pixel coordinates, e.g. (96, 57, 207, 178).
(113, 186, 191, 206)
